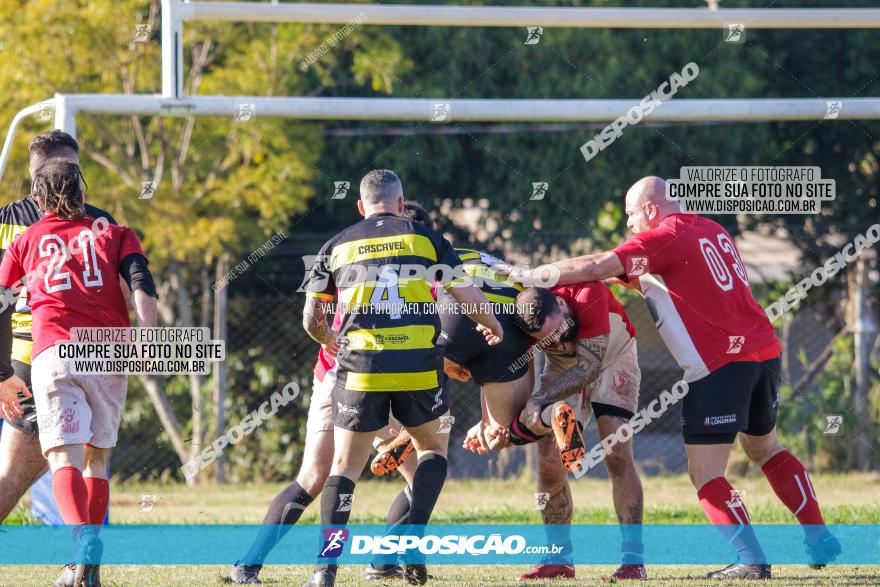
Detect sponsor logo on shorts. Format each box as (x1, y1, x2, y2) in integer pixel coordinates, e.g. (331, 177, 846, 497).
(320, 528, 349, 557)
(704, 414, 737, 426)
(60, 407, 80, 434)
(337, 403, 359, 416)
(431, 388, 444, 411)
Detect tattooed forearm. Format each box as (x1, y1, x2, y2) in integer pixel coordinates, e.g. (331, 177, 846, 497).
(302, 297, 332, 345)
(533, 335, 608, 404)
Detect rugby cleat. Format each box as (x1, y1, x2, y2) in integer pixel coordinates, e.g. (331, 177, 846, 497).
(73, 532, 103, 587)
(53, 563, 76, 587)
(518, 557, 576, 581)
(608, 563, 647, 581)
(364, 563, 403, 580)
(806, 532, 842, 569)
(402, 564, 428, 585)
(705, 563, 771, 580)
(550, 403, 585, 473)
(302, 568, 336, 587)
(371, 430, 415, 476)
(230, 562, 263, 584)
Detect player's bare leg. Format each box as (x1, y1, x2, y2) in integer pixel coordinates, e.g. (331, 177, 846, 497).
(0, 425, 47, 521)
(519, 434, 575, 581)
(298, 429, 334, 495)
(482, 376, 531, 430)
(739, 428, 840, 567)
(685, 443, 769, 580)
(46, 443, 104, 587)
(595, 415, 646, 580)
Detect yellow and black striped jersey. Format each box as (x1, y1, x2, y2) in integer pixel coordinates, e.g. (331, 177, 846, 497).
(306, 212, 461, 393)
(453, 247, 523, 304)
(0, 195, 116, 365)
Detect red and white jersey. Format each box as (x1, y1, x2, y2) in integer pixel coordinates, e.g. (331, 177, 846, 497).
(550, 282, 637, 368)
(0, 214, 145, 359)
(612, 213, 780, 382)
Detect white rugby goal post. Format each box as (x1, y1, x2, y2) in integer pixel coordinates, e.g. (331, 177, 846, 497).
(2, 0, 880, 181)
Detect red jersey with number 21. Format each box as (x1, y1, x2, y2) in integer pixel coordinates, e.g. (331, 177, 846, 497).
(0, 213, 145, 359)
(612, 213, 780, 382)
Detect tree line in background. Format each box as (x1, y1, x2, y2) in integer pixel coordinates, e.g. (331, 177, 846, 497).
(0, 0, 877, 482)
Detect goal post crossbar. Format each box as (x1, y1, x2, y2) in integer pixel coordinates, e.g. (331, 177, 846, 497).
(3, 2, 880, 182)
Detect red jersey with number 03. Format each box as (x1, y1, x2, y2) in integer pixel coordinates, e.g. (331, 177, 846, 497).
(612, 213, 780, 382)
(0, 213, 145, 359)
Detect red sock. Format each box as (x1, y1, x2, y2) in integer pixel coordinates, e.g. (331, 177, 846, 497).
(52, 466, 91, 526)
(84, 477, 110, 525)
(762, 450, 826, 537)
(697, 476, 766, 564)
(698, 476, 751, 525)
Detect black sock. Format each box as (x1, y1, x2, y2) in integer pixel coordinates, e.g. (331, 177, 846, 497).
(408, 454, 447, 525)
(321, 475, 356, 526)
(371, 486, 413, 570)
(387, 486, 412, 525)
(315, 476, 356, 574)
(241, 481, 314, 565)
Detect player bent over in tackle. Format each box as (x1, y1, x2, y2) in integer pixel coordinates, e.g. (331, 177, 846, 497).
(301, 170, 503, 587)
(497, 285, 647, 581)
(510, 176, 841, 579)
(0, 159, 157, 587)
(371, 204, 533, 476)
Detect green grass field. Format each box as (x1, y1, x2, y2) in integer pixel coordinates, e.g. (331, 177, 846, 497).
(5, 473, 880, 586)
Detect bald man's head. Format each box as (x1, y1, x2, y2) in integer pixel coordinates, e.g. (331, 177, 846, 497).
(624, 175, 680, 233)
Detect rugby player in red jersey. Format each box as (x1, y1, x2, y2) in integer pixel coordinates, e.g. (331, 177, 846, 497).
(497, 283, 646, 582)
(0, 159, 157, 587)
(0, 131, 119, 527)
(505, 176, 840, 579)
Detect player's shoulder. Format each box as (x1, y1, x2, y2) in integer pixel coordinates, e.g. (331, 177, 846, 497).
(0, 195, 40, 227)
(454, 247, 504, 265)
(551, 280, 610, 301)
(83, 204, 117, 226)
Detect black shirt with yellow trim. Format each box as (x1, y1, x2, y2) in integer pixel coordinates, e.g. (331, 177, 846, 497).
(306, 212, 461, 394)
(453, 247, 523, 304)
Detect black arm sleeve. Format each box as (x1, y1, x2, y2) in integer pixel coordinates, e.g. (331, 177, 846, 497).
(119, 253, 157, 298)
(0, 288, 16, 381)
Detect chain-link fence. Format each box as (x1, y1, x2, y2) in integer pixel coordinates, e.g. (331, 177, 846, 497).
(112, 235, 879, 484)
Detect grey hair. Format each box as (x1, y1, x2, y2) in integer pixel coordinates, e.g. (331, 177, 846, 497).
(360, 169, 403, 205)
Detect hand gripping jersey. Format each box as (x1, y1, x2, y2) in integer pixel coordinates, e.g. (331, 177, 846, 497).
(0, 196, 116, 365)
(612, 213, 780, 382)
(0, 213, 144, 359)
(306, 213, 462, 393)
